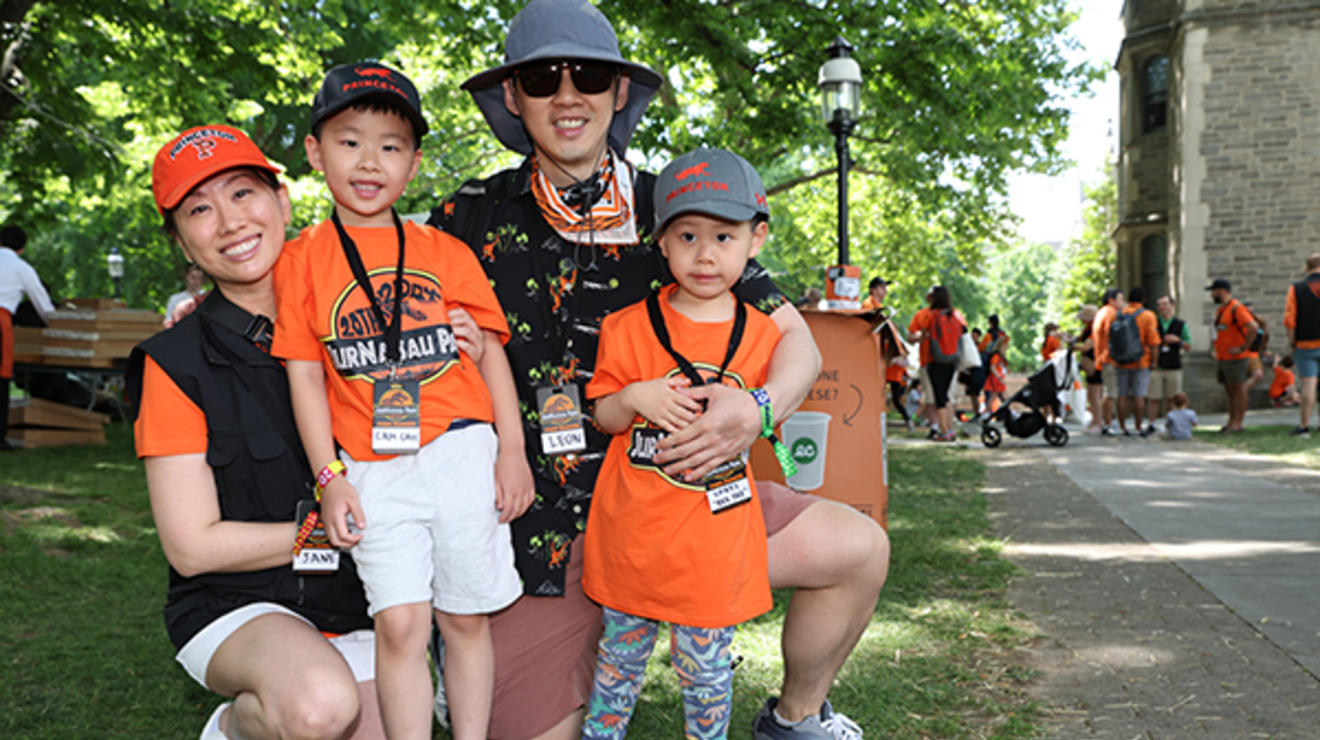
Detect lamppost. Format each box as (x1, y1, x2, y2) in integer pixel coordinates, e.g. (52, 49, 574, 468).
(107, 246, 124, 300)
(818, 36, 862, 267)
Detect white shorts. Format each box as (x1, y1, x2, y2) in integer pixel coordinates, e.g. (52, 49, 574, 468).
(343, 422, 521, 617)
(176, 602, 375, 689)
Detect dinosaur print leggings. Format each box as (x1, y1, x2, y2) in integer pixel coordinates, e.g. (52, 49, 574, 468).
(581, 607, 735, 740)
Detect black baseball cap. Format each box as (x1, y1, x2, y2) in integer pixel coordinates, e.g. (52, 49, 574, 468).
(310, 62, 428, 140)
(1205, 278, 1232, 292)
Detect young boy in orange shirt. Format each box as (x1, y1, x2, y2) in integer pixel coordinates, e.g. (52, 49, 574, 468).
(580, 148, 788, 740)
(1270, 354, 1300, 407)
(272, 62, 530, 740)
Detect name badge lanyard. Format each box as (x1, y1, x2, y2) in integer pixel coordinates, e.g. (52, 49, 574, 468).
(331, 210, 407, 370)
(644, 292, 746, 398)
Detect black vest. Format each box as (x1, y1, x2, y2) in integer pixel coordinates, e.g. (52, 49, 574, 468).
(126, 292, 371, 648)
(1156, 317, 1185, 370)
(1292, 274, 1320, 342)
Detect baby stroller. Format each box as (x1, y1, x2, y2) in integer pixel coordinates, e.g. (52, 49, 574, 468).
(980, 351, 1074, 448)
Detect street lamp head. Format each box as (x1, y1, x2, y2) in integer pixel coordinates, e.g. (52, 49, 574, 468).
(107, 246, 125, 279)
(818, 36, 862, 132)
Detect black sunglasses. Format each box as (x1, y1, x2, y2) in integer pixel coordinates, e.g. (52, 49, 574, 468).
(514, 60, 618, 98)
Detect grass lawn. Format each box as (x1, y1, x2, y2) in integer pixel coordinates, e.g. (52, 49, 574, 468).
(1195, 423, 1320, 470)
(1, 427, 1039, 739)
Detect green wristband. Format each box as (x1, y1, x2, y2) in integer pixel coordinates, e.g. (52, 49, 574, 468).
(750, 388, 798, 477)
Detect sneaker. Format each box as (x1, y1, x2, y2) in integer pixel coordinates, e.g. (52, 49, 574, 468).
(1288, 426, 1311, 439)
(429, 627, 450, 729)
(1143, 423, 1157, 437)
(199, 702, 231, 740)
(1100, 425, 1118, 436)
(1120, 427, 1132, 437)
(753, 697, 864, 740)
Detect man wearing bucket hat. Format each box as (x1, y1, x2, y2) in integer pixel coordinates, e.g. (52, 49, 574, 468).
(427, 1, 888, 738)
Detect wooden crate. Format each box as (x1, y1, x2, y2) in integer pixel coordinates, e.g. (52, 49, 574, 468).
(7, 427, 107, 448)
(6, 397, 110, 448)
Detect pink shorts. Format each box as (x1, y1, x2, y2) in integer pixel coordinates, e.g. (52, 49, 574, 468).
(486, 479, 818, 739)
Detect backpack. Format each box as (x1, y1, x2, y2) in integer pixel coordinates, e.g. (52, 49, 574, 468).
(928, 309, 963, 365)
(1108, 308, 1146, 365)
(1246, 307, 1269, 353)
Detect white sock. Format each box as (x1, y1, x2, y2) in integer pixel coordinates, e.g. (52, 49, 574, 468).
(773, 706, 805, 727)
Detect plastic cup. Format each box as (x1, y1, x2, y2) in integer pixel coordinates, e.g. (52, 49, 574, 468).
(782, 411, 831, 490)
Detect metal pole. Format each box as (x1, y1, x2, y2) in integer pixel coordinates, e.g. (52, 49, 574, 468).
(835, 125, 850, 266)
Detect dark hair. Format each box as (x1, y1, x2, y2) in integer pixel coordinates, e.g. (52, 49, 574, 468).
(1280, 355, 1295, 369)
(1171, 391, 1189, 409)
(1157, 294, 1174, 305)
(868, 277, 885, 291)
(1102, 288, 1122, 304)
(929, 285, 951, 310)
(987, 313, 999, 327)
(1, 225, 27, 250)
(312, 97, 424, 148)
(161, 167, 281, 237)
(1044, 322, 1059, 338)
(1128, 286, 1146, 304)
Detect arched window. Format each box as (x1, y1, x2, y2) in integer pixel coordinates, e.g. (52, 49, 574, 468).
(1140, 234, 1167, 300)
(1143, 55, 1169, 132)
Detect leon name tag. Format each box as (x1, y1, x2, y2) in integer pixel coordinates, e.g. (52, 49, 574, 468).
(536, 384, 587, 455)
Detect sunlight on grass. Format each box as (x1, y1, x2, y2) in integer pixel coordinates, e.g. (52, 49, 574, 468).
(1196, 423, 1320, 469)
(27, 524, 124, 545)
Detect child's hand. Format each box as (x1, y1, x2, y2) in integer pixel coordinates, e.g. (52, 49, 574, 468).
(629, 377, 703, 433)
(494, 447, 535, 523)
(319, 476, 365, 548)
(450, 307, 485, 362)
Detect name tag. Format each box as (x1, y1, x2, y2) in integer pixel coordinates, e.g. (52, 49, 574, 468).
(537, 384, 587, 455)
(703, 456, 752, 514)
(293, 499, 340, 573)
(373, 378, 420, 455)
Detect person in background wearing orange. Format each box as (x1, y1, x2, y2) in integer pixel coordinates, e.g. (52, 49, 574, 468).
(907, 285, 966, 442)
(1207, 278, 1259, 433)
(1282, 252, 1320, 437)
(978, 313, 1009, 413)
(1093, 288, 1126, 435)
(1115, 286, 1162, 437)
(1040, 322, 1062, 362)
(861, 276, 888, 311)
(1268, 354, 1300, 408)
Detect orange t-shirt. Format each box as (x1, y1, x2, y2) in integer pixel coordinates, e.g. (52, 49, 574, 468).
(271, 220, 510, 461)
(582, 285, 778, 628)
(1092, 304, 1117, 368)
(1269, 366, 1296, 399)
(861, 296, 883, 311)
(908, 307, 966, 366)
(134, 354, 208, 457)
(1284, 280, 1320, 351)
(977, 328, 1009, 357)
(1040, 334, 1061, 361)
(1117, 304, 1161, 370)
(1211, 298, 1255, 361)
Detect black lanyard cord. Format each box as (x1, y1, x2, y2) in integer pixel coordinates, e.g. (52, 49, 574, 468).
(645, 292, 747, 388)
(332, 209, 407, 364)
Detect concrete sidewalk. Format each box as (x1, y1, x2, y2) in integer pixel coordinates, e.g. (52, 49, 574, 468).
(970, 407, 1320, 736)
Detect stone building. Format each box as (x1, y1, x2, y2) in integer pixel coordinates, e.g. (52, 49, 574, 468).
(1115, 0, 1320, 409)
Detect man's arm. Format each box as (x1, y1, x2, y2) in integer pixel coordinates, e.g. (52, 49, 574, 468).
(654, 302, 820, 480)
(18, 260, 56, 317)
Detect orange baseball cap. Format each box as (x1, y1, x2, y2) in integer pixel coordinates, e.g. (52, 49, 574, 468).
(152, 124, 281, 214)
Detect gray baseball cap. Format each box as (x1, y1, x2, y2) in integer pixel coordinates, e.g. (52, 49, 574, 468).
(461, 0, 663, 156)
(654, 147, 769, 231)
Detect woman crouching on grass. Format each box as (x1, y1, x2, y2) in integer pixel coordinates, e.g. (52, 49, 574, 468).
(124, 125, 386, 740)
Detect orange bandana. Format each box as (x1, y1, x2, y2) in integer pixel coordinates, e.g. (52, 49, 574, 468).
(530, 151, 639, 246)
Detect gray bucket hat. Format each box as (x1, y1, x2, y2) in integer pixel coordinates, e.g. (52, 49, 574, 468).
(461, 0, 663, 156)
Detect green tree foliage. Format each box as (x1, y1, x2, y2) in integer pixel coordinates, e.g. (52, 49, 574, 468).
(983, 240, 1060, 370)
(1060, 165, 1117, 324)
(1, 0, 1097, 311)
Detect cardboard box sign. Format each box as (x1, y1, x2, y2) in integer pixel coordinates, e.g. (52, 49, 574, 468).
(750, 310, 889, 529)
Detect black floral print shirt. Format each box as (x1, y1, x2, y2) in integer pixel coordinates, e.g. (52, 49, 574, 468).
(428, 157, 787, 596)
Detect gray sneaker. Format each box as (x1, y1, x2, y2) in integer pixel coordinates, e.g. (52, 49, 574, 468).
(752, 697, 864, 739)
